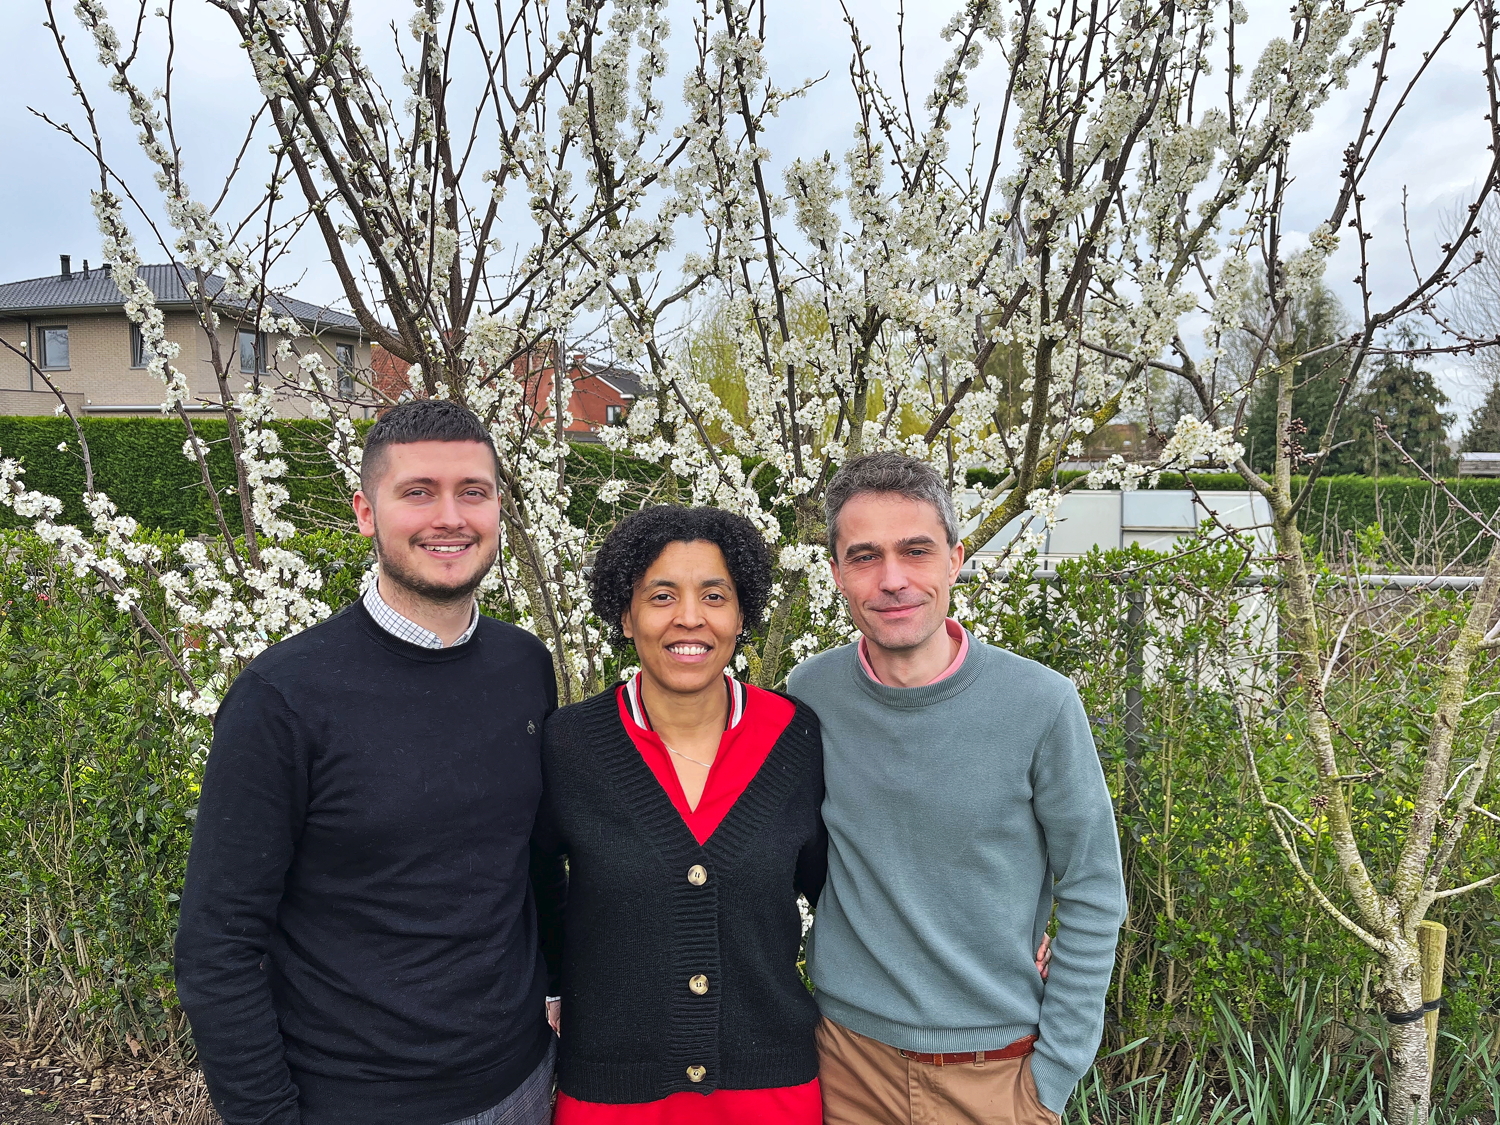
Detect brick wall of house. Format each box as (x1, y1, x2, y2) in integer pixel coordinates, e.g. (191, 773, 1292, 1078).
(0, 389, 87, 415)
(566, 372, 630, 430)
(13, 313, 152, 405)
(0, 319, 29, 393)
(0, 311, 368, 415)
(195, 322, 372, 415)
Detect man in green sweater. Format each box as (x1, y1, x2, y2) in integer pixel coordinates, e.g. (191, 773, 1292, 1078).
(787, 452, 1126, 1124)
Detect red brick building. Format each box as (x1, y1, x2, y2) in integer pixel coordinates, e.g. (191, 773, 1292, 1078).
(371, 345, 640, 441)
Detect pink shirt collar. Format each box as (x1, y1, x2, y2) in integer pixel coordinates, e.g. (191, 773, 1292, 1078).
(857, 617, 969, 687)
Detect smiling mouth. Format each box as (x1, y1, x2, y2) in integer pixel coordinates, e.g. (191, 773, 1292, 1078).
(420, 542, 475, 555)
(666, 642, 712, 657)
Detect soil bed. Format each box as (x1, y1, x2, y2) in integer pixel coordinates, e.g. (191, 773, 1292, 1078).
(0, 1050, 216, 1125)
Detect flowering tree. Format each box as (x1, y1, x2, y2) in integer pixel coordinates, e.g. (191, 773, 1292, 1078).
(10, 0, 1310, 705)
(7, 0, 1497, 1110)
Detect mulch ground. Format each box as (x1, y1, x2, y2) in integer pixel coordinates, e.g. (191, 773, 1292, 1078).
(0, 1051, 216, 1125)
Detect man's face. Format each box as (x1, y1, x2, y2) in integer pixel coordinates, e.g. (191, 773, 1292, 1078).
(829, 492, 964, 654)
(352, 440, 501, 604)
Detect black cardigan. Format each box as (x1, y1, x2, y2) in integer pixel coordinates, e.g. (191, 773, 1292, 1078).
(535, 685, 826, 1104)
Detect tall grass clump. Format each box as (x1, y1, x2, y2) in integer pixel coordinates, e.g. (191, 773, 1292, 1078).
(1067, 999, 1499, 1124)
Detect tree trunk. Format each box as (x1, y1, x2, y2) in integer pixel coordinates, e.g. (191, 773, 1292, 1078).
(1380, 941, 1432, 1125)
(754, 574, 806, 690)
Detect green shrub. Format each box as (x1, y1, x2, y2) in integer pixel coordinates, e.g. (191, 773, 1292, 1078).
(0, 507, 1495, 1093)
(0, 532, 201, 1060)
(982, 541, 1500, 1074)
(961, 466, 1500, 567)
(0, 416, 360, 533)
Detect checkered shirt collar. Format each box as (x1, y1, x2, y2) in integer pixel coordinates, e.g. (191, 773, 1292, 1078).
(363, 582, 479, 649)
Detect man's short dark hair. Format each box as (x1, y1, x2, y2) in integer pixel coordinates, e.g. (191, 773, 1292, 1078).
(590, 505, 773, 648)
(360, 399, 499, 493)
(824, 452, 960, 554)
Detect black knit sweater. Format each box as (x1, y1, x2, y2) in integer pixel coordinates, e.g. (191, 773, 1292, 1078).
(535, 686, 826, 1103)
(176, 601, 557, 1125)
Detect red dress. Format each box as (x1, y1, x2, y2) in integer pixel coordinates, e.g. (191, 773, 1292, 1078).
(551, 674, 822, 1125)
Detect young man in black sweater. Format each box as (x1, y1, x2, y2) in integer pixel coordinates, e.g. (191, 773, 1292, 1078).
(175, 401, 563, 1125)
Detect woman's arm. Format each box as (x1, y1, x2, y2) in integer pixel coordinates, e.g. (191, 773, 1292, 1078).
(795, 746, 828, 905)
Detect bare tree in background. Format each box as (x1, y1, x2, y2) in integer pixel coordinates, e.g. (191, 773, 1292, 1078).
(1167, 4, 1500, 1118)
(1445, 196, 1500, 451)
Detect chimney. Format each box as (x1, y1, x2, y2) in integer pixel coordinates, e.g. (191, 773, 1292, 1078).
(60, 255, 71, 279)
(82, 259, 89, 274)
(571, 352, 586, 367)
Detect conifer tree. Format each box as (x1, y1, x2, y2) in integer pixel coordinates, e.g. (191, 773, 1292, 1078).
(1348, 350, 1455, 476)
(1241, 280, 1360, 475)
(1460, 377, 1500, 453)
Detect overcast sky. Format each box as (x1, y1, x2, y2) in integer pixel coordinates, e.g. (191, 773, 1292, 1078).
(2, 0, 1496, 426)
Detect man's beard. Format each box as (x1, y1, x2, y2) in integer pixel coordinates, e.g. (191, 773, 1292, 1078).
(374, 531, 498, 605)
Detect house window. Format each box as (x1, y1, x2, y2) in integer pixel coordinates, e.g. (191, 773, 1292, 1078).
(37, 326, 69, 370)
(336, 343, 356, 397)
(130, 323, 155, 368)
(605, 404, 625, 425)
(238, 329, 268, 374)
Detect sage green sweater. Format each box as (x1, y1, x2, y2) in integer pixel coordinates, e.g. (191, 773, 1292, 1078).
(788, 635, 1126, 1114)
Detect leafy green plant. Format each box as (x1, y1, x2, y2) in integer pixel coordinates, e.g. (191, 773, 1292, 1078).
(1068, 997, 1500, 1124)
(0, 532, 201, 1064)
(3, 527, 1496, 1100)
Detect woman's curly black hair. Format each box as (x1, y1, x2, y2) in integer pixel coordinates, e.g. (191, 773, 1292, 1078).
(591, 505, 773, 648)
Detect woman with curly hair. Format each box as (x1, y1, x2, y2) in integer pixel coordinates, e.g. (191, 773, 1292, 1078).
(535, 505, 826, 1125)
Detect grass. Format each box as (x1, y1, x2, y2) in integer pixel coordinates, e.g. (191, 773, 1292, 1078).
(1065, 1001, 1499, 1125)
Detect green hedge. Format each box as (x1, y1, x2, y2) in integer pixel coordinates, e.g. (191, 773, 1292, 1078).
(0, 417, 673, 537)
(5, 419, 1500, 565)
(963, 468, 1500, 566)
(1293, 475, 1500, 565)
(0, 417, 360, 532)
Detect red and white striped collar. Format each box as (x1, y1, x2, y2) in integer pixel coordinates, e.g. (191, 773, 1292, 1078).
(622, 671, 747, 732)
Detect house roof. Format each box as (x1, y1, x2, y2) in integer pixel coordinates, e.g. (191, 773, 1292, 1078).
(588, 364, 644, 400)
(0, 264, 363, 333)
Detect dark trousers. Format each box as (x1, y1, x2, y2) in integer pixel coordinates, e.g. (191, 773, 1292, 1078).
(439, 1040, 556, 1125)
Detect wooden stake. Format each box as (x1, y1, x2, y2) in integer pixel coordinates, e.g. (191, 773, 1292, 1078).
(1417, 919, 1447, 1078)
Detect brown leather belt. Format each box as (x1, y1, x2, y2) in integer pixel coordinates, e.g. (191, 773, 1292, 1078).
(897, 1034, 1037, 1066)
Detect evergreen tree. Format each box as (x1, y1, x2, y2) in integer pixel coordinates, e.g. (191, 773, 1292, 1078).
(1242, 280, 1361, 474)
(1347, 352, 1455, 476)
(1460, 376, 1500, 453)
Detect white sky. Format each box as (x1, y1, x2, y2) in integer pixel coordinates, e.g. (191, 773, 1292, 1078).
(1, 0, 1495, 426)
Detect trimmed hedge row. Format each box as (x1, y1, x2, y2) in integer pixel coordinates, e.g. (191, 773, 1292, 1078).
(0, 417, 669, 536)
(964, 468, 1500, 565)
(4, 418, 1499, 564)
(0, 417, 356, 532)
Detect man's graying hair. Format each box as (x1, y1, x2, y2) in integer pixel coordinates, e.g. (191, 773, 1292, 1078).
(824, 452, 961, 553)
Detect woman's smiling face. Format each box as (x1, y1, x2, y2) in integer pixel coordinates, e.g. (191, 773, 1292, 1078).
(622, 539, 743, 697)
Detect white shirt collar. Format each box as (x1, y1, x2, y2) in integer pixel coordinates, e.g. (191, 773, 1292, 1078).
(621, 670, 746, 731)
(362, 582, 479, 649)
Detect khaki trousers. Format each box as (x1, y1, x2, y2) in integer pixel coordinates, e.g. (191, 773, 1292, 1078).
(816, 1018, 1061, 1125)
